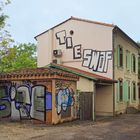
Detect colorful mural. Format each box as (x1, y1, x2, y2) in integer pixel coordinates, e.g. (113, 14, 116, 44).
(55, 81, 75, 116)
(0, 81, 52, 121)
(55, 30, 112, 73)
(56, 88, 74, 115)
(0, 86, 10, 118)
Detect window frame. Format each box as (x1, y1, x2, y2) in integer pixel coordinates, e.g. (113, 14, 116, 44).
(118, 79, 123, 102)
(132, 82, 136, 101)
(117, 45, 123, 68)
(131, 54, 136, 73)
(126, 50, 130, 71)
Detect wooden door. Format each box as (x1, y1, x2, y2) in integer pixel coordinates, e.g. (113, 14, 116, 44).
(79, 92, 92, 120)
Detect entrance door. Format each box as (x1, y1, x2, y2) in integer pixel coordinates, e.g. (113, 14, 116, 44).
(79, 92, 92, 120)
(33, 86, 45, 121)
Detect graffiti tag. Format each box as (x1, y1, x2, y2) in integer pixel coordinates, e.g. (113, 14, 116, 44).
(55, 30, 112, 73)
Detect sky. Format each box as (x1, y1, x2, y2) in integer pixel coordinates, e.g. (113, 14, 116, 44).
(3, 0, 140, 44)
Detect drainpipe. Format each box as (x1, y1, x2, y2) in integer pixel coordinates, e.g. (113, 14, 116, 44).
(112, 28, 116, 117)
(92, 82, 96, 121)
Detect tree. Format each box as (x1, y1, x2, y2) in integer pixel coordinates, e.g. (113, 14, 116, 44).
(0, 43, 37, 72)
(0, 1, 37, 72)
(0, 0, 13, 61)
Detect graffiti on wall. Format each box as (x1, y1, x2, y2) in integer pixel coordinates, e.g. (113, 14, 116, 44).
(0, 81, 52, 121)
(82, 49, 112, 73)
(55, 30, 82, 59)
(0, 86, 10, 118)
(55, 81, 74, 116)
(55, 30, 112, 73)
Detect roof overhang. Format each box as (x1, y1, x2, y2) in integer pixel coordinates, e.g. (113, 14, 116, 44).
(0, 67, 79, 81)
(113, 26, 140, 49)
(47, 63, 117, 84)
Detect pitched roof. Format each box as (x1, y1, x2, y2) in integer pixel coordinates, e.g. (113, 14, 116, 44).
(34, 16, 114, 39)
(0, 67, 79, 81)
(113, 26, 140, 48)
(34, 16, 139, 48)
(47, 63, 117, 83)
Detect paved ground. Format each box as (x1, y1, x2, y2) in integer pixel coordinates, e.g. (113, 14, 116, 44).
(0, 113, 140, 140)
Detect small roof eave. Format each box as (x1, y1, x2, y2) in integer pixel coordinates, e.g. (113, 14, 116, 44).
(47, 63, 117, 84)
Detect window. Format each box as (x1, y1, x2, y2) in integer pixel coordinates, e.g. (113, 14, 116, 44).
(132, 82, 136, 101)
(126, 50, 130, 71)
(118, 79, 123, 101)
(128, 81, 130, 100)
(139, 87, 140, 99)
(117, 45, 123, 67)
(132, 54, 136, 73)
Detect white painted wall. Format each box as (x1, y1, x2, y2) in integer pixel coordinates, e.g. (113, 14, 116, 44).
(77, 77, 94, 92)
(36, 18, 114, 79)
(96, 85, 113, 116)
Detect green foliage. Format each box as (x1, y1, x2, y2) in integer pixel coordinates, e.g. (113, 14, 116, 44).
(0, 43, 37, 72)
(0, 1, 37, 73)
(0, 0, 13, 61)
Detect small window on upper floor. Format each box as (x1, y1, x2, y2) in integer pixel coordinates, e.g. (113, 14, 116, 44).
(131, 54, 136, 73)
(117, 45, 123, 68)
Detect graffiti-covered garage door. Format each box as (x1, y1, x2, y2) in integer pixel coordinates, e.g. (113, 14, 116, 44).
(32, 86, 45, 121)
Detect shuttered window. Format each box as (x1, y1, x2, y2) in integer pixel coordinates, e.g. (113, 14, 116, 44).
(131, 54, 136, 73)
(117, 45, 123, 67)
(128, 81, 130, 100)
(126, 50, 131, 71)
(117, 79, 123, 102)
(123, 81, 129, 102)
(132, 82, 136, 101)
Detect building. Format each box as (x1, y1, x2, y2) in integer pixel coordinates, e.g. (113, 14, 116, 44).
(0, 66, 116, 123)
(35, 16, 140, 115)
(0, 67, 79, 124)
(48, 63, 117, 119)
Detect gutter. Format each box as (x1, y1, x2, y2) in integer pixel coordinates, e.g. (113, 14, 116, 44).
(47, 63, 97, 81)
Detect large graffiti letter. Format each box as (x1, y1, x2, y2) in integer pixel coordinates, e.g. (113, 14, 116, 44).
(31, 86, 45, 121)
(16, 86, 31, 119)
(89, 50, 100, 71)
(66, 37, 73, 49)
(10, 86, 20, 120)
(56, 30, 66, 45)
(73, 45, 82, 59)
(97, 51, 106, 72)
(104, 51, 112, 72)
(82, 49, 92, 67)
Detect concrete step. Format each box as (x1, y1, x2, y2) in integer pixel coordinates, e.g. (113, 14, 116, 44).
(126, 107, 139, 114)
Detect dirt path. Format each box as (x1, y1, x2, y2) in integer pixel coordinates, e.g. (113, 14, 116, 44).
(0, 114, 140, 140)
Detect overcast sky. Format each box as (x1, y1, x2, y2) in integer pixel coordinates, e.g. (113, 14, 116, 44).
(4, 0, 140, 44)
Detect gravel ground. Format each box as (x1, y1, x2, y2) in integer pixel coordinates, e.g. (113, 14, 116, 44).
(0, 113, 140, 140)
